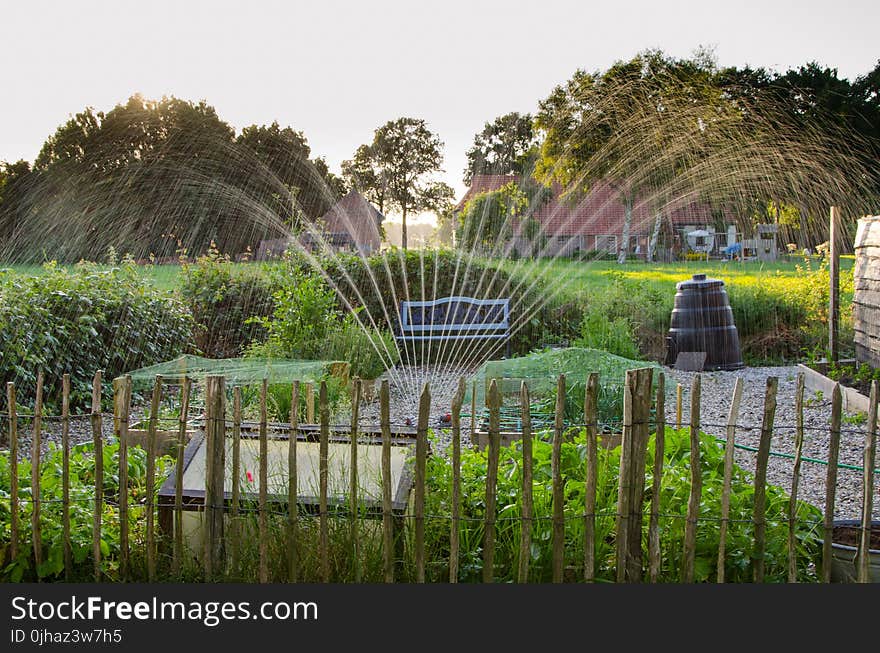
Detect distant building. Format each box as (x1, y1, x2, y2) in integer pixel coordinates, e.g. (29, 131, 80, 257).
(455, 174, 735, 259)
(257, 190, 384, 260)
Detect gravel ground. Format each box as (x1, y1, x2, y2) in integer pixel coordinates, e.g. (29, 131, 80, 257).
(6, 362, 877, 521)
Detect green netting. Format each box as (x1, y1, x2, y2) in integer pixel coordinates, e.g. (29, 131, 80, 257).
(463, 347, 662, 431)
(125, 354, 348, 388)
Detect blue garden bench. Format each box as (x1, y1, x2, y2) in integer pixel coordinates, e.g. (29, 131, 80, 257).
(396, 296, 511, 358)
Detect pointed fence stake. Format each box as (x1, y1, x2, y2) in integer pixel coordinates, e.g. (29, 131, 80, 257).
(858, 380, 877, 583)
(788, 373, 805, 583)
(822, 384, 843, 583)
(583, 373, 599, 583)
(380, 380, 394, 583)
(648, 372, 665, 583)
(552, 374, 566, 583)
(415, 383, 430, 583)
(682, 373, 702, 583)
(518, 381, 534, 584)
(483, 379, 501, 583)
(450, 378, 465, 583)
(717, 377, 744, 583)
(752, 376, 778, 583)
(91, 371, 103, 582)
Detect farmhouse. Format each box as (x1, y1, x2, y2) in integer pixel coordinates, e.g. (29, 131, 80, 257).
(455, 174, 738, 259)
(257, 190, 384, 259)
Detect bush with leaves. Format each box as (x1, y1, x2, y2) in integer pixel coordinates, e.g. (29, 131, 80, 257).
(0, 260, 193, 412)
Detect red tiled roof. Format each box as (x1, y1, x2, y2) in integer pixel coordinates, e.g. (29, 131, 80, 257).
(456, 174, 727, 237)
(320, 190, 384, 249)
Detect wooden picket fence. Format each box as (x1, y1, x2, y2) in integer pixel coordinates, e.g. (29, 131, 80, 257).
(3, 367, 878, 583)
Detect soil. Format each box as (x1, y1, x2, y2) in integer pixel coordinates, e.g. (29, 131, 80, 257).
(833, 524, 880, 550)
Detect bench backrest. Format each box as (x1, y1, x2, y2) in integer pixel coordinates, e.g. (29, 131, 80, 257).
(399, 296, 510, 334)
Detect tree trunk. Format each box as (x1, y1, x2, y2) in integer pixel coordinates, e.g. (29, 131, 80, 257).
(647, 210, 663, 262)
(401, 204, 408, 250)
(617, 194, 633, 264)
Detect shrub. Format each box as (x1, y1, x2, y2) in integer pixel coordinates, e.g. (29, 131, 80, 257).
(0, 261, 193, 411)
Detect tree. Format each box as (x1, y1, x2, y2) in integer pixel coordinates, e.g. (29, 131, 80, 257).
(457, 181, 526, 253)
(346, 118, 453, 250)
(463, 112, 538, 185)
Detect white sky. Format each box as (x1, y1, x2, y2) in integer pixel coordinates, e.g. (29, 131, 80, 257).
(2, 0, 878, 224)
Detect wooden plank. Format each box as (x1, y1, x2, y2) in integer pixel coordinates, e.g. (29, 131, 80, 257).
(7, 383, 19, 562)
(350, 377, 361, 583)
(146, 375, 161, 582)
(682, 373, 702, 583)
(788, 372, 805, 583)
(61, 374, 71, 580)
(518, 381, 533, 584)
(616, 371, 634, 583)
(483, 379, 501, 583)
(858, 380, 878, 583)
(115, 375, 131, 580)
(231, 386, 242, 577)
(380, 380, 394, 583)
(32, 371, 43, 571)
(717, 377, 744, 583)
(450, 378, 464, 583)
(319, 380, 330, 582)
(648, 372, 665, 583)
(91, 371, 103, 582)
(752, 376, 778, 583)
(172, 377, 191, 576)
(203, 375, 225, 581)
(415, 383, 430, 583)
(552, 374, 566, 583)
(823, 384, 842, 583)
(259, 378, 269, 583)
(583, 373, 599, 583)
(287, 381, 299, 583)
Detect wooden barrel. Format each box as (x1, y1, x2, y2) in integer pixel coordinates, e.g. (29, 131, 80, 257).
(853, 216, 880, 368)
(664, 274, 743, 370)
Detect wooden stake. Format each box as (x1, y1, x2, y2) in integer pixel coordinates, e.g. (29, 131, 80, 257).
(450, 378, 464, 583)
(752, 376, 778, 583)
(287, 381, 299, 583)
(306, 382, 315, 424)
(682, 373, 702, 583)
(230, 386, 242, 577)
(788, 373, 805, 583)
(61, 374, 71, 580)
(858, 380, 877, 583)
(829, 206, 840, 363)
(146, 374, 161, 582)
(676, 383, 683, 430)
(319, 380, 330, 582)
(483, 379, 501, 583)
(823, 384, 842, 583)
(380, 380, 394, 583)
(415, 383, 430, 583)
(648, 372, 665, 583)
(7, 383, 19, 563)
(518, 381, 533, 584)
(350, 377, 361, 582)
(259, 378, 269, 583)
(32, 371, 43, 571)
(203, 376, 225, 581)
(583, 373, 599, 583)
(91, 371, 103, 582)
(115, 375, 131, 580)
(172, 377, 191, 576)
(552, 374, 566, 583)
(717, 377, 744, 583)
(616, 372, 634, 583)
(470, 380, 477, 435)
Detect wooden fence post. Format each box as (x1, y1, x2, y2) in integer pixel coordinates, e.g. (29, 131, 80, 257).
(287, 381, 299, 583)
(717, 377, 744, 583)
(146, 375, 162, 582)
(648, 372, 665, 583)
(552, 374, 566, 583)
(753, 376, 778, 583)
(822, 384, 842, 583)
(319, 380, 330, 582)
(306, 383, 315, 424)
(380, 380, 394, 583)
(203, 375, 226, 581)
(450, 378, 464, 583)
(172, 377, 191, 576)
(518, 381, 533, 584)
(230, 386, 242, 577)
(858, 380, 877, 583)
(350, 377, 362, 583)
(91, 371, 103, 582)
(788, 372, 805, 583)
(7, 383, 19, 563)
(259, 379, 269, 583)
(676, 383, 683, 430)
(114, 375, 131, 580)
(583, 373, 599, 583)
(483, 379, 501, 583)
(415, 383, 430, 583)
(829, 206, 840, 364)
(682, 373, 701, 583)
(61, 374, 71, 580)
(617, 367, 654, 582)
(32, 371, 44, 572)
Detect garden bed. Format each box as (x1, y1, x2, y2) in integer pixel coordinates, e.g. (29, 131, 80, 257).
(797, 359, 872, 414)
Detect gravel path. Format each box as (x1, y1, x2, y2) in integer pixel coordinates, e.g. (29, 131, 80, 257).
(6, 363, 877, 521)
